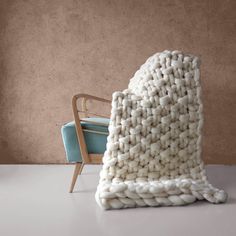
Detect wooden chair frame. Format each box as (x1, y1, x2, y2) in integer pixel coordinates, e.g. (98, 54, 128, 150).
(69, 93, 111, 193)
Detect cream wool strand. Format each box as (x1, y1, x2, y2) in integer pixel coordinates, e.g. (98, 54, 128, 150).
(95, 50, 227, 210)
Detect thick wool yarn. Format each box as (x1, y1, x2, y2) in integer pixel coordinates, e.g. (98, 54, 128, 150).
(95, 50, 227, 210)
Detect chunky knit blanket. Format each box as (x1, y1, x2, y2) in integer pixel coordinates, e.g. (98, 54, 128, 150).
(95, 50, 227, 210)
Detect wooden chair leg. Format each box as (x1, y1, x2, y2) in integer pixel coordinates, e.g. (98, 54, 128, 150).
(69, 162, 84, 193)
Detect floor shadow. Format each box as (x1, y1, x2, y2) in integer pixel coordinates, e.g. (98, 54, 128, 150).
(72, 188, 96, 193)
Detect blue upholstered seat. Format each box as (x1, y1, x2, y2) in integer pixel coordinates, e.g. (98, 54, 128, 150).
(61, 117, 109, 163)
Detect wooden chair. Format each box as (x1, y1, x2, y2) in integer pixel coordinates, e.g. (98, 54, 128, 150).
(69, 94, 111, 193)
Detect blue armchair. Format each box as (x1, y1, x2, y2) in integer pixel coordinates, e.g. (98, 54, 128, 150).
(61, 94, 111, 192)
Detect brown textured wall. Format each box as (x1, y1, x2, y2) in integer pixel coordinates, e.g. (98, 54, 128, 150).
(0, 0, 235, 164)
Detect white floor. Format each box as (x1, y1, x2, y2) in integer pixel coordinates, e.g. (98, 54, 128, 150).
(0, 165, 235, 236)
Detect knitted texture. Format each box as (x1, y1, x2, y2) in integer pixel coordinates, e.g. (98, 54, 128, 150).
(95, 50, 227, 210)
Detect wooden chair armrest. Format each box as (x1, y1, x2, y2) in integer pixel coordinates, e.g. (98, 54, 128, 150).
(72, 93, 111, 164)
(72, 93, 111, 118)
(73, 93, 111, 104)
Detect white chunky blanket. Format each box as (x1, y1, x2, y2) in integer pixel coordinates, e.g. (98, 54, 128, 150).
(95, 50, 227, 210)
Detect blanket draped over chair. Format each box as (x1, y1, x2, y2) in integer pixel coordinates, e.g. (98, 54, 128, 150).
(95, 50, 227, 210)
